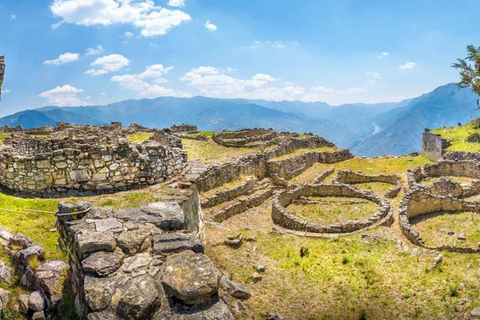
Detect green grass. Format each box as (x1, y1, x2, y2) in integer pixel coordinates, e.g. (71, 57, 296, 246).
(433, 122, 480, 152)
(272, 146, 339, 160)
(355, 182, 398, 195)
(288, 196, 378, 225)
(182, 138, 261, 164)
(194, 131, 215, 137)
(127, 132, 153, 143)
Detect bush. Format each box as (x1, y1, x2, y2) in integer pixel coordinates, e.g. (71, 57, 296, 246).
(466, 132, 480, 143)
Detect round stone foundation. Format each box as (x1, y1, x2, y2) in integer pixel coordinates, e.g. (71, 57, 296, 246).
(212, 129, 277, 148)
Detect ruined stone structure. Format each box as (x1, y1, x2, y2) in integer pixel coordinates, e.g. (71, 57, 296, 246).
(334, 170, 402, 198)
(0, 55, 4, 101)
(56, 196, 236, 320)
(407, 160, 480, 198)
(212, 129, 277, 148)
(0, 124, 187, 194)
(399, 189, 480, 253)
(272, 184, 391, 234)
(422, 129, 451, 160)
(170, 124, 198, 133)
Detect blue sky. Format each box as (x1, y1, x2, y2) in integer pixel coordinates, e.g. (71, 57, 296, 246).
(0, 0, 479, 116)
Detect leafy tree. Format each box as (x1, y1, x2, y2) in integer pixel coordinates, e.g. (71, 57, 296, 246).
(452, 45, 480, 107)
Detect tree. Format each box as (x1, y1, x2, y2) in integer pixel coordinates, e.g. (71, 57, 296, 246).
(452, 45, 480, 107)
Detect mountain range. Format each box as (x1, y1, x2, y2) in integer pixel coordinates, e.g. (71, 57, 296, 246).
(0, 83, 478, 156)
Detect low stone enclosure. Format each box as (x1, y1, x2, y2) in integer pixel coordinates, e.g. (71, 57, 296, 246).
(0, 123, 187, 194)
(56, 194, 242, 320)
(407, 160, 480, 198)
(399, 189, 480, 253)
(212, 128, 277, 148)
(334, 170, 402, 198)
(272, 184, 392, 234)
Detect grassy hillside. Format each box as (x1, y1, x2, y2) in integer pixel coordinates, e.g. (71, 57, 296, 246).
(433, 120, 480, 152)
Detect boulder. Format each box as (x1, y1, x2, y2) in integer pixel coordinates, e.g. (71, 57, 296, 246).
(87, 311, 120, 320)
(19, 245, 44, 268)
(162, 250, 220, 305)
(28, 291, 45, 311)
(18, 294, 29, 314)
(82, 252, 121, 277)
(471, 307, 480, 320)
(117, 275, 161, 320)
(94, 218, 124, 233)
(84, 275, 118, 311)
(0, 288, 9, 310)
(153, 232, 204, 255)
(156, 298, 234, 320)
(32, 310, 46, 320)
(34, 260, 69, 310)
(140, 202, 186, 230)
(0, 261, 12, 284)
(9, 233, 32, 249)
(121, 252, 153, 274)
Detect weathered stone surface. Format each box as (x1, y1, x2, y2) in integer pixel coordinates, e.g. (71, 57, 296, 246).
(220, 276, 251, 300)
(9, 233, 32, 249)
(471, 307, 480, 319)
(87, 310, 120, 320)
(153, 232, 204, 255)
(0, 288, 9, 310)
(122, 253, 152, 274)
(77, 232, 116, 258)
(18, 293, 29, 314)
(32, 310, 46, 320)
(157, 298, 234, 320)
(117, 275, 161, 320)
(84, 276, 118, 311)
(28, 291, 46, 311)
(116, 229, 151, 254)
(94, 218, 124, 233)
(162, 250, 219, 305)
(0, 261, 12, 284)
(19, 245, 44, 268)
(140, 202, 186, 231)
(82, 252, 121, 277)
(263, 313, 286, 320)
(34, 260, 69, 304)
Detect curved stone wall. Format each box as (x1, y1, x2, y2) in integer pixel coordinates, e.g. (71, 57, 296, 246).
(272, 184, 391, 234)
(334, 170, 402, 198)
(0, 127, 187, 194)
(212, 129, 277, 148)
(398, 189, 479, 253)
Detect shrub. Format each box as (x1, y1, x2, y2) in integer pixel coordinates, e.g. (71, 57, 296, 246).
(466, 132, 480, 143)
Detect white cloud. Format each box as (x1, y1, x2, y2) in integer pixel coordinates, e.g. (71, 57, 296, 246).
(39, 85, 87, 106)
(85, 45, 104, 56)
(242, 40, 287, 49)
(50, 0, 191, 37)
(43, 52, 80, 66)
(167, 0, 185, 7)
(365, 72, 381, 80)
(86, 54, 129, 76)
(376, 52, 389, 58)
(180, 66, 369, 104)
(111, 64, 189, 98)
(10, 15, 16, 20)
(204, 20, 217, 32)
(124, 31, 134, 37)
(399, 62, 418, 70)
(3, 89, 11, 94)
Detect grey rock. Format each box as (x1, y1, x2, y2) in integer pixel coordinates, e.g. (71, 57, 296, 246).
(122, 252, 152, 274)
(19, 245, 44, 268)
(140, 202, 186, 230)
(263, 313, 286, 320)
(77, 232, 116, 258)
(117, 275, 161, 320)
(458, 233, 467, 241)
(82, 252, 121, 277)
(471, 307, 480, 319)
(0, 230, 13, 247)
(156, 298, 234, 320)
(32, 310, 46, 320)
(220, 276, 251, 300)
(28, 291, 45, 311)
(153, 232, 204, 255)
(9, 233, 32, 249)
(162, 250, 219, 304)
(18, 293, 29, 314)
(87, 311, 120, 320)
(94, 218, 124, 233)
(253, 264, 266, 272)
(0, 261, 12, 284)
(84, 275, 118, 311)
(87, 207, 114, 220)
(117, 229, 151, 254)
(0, 288, 9, 310)
(224, 234, 243, 248)
(249, 273, 262, 283)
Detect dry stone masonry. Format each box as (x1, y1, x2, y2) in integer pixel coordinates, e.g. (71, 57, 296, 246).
(422, 129, 451, 160)
(0, 55, 4, 101)
(272, 184, 391, 234)
(56, 200, 235, 320)
(334, 170, 402, 198)
(212, 129, 277, 148)
(0, 123, 187, 195)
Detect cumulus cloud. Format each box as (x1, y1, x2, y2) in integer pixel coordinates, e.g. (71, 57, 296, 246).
(39, 85, 87, 106)
(399, 62, 418, 70)
(167, 0, 185, 7)
(43, 52, 80, 66)
(50, 0, 191, 37)
(180, 66, 368, 104)
(376, 52, 389, 58)
(85, 45, 104, 56)
(204, 20, 217, 32)
(86, 54, 129, 76)
(111, 64, 189, 98)
(124, 31, 134, 37)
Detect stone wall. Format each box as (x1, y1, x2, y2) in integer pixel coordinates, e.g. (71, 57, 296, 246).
(443, 151, 480, 161)
(201, 178, 258, 209)
(335, 170, 400, 185)
(424, 160, 480, 179)
(212, 129, 277, 148)
(398, 189, 480, 253)
(267, 149, 354, 180)
(272, 184, 390, 234)
(0, 55, 4, 101)
(170, 124, 198, 133)
(0, 126, 187, 194)
(56, 199, 234, 320)
(422, 129, 451, 160)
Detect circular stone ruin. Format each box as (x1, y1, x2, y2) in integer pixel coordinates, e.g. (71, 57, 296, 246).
(334, 170, 402, 198)
(399, 189, 480, 253)
(0, 125, 187, 194)
(407, 160, 480, 198)
(212, 128, 277, 148)
(272, 183, 391, 234)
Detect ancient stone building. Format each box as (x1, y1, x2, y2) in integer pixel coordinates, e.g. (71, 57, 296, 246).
(0, 55, 4, 101)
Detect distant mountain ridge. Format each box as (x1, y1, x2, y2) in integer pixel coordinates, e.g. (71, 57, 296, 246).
(1, 83, 478, 156)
